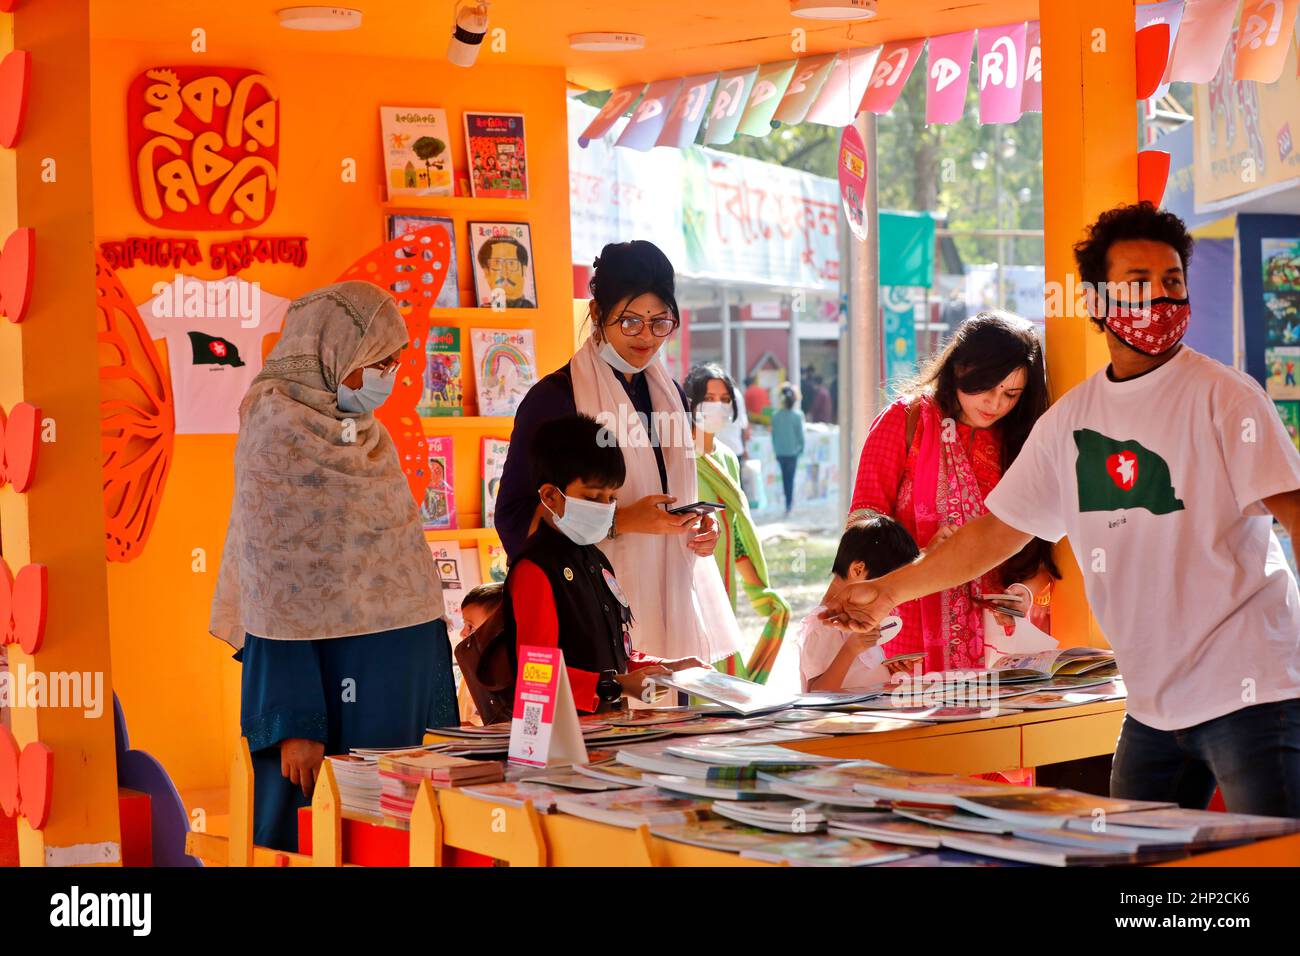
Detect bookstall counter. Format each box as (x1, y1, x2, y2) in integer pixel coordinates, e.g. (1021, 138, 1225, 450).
(779, 700, 1128, 774)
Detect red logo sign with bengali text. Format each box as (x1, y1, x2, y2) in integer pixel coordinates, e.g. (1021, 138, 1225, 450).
(128, 66, 279, 230)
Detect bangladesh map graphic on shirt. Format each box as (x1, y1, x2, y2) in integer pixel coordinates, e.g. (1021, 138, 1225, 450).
(1073, 428, 1185, 515)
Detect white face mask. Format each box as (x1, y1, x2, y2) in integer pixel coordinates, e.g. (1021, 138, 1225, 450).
(338, 366, 395, 414)
(598, 338, 651, 375)
(544, 493, 615, 546)
(695, 401, 731, 434)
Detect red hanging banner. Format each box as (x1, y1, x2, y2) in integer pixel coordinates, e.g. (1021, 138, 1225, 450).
(861, 39, 925, 115)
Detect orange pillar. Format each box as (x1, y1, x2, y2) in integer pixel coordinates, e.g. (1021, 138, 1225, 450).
(0, 1, 122, 864)
(1039, 0, 1138, 649)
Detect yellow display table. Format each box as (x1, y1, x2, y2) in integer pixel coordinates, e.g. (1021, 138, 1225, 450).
(185, 701, 1299, 867)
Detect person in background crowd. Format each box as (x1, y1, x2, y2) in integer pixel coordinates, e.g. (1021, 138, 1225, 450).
(827, 202, 1300, 818)
(715, 378, 751, 459)
(495, 239, 743, 666)
(848, 311, 1059, 673)
(770, 383, 806, 516)
(210, 281, 456, 851)
(685, 363, 791, 684)
(744, 374, 771, 418)
(811, 374, 834, 423)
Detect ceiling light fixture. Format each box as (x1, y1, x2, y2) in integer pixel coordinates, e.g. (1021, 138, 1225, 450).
(568, 32, 646, 52)
(448, 1, 491, 68)
(789, 0, 878, 21)
(277, 6, 363, 31)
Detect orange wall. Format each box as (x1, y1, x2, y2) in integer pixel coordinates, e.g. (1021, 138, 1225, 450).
(90, 38, 573, 793)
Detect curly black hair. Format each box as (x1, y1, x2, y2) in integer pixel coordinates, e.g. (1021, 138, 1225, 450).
(1073, 202, 1194, 332)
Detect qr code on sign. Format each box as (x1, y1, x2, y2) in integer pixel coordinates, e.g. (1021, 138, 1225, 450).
(522, 702, 542, 737)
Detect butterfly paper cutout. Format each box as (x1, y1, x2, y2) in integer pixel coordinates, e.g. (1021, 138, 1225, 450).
(335, 224, 453, 505)
(96, 252, 175, 562)
(0, 401, 39, 492)
(0, 727, 52, 831)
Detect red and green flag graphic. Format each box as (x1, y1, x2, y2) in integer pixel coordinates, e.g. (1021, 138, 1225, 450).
(1074, 428, 1185, 515)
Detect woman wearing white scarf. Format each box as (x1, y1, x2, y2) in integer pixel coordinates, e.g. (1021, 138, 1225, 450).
(211, 280, 455, 850)
(495, 241, 743, 663)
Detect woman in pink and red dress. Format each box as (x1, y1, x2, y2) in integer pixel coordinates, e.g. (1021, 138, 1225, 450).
(850, 311, 1059, 673)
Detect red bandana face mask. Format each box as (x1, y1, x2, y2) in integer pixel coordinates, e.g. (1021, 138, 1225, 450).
(1103, 296, 1191, 356)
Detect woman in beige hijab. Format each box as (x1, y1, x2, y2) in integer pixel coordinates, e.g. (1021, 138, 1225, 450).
(211, 280, 453, 851)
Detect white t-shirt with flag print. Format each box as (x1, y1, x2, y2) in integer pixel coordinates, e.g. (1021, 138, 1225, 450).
(985, 346, 1300, 731)
(141, 276, 289, 435)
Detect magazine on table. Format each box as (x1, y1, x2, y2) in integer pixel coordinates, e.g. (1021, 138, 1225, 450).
(649, 819, 782, 853)
(552, 788, 711, 828)
(738, 836, 916, 867)
(648, 667, 799, 715)
(953, 789, 1175, 828)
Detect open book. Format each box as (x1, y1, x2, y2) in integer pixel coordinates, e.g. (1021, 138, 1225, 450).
(986, 647, 1118, 682)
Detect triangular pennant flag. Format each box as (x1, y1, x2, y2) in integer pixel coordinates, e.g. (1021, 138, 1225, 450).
(703, 66, 759, 145)
(615, 78, 683, 150)
(1233, 0, 1300, 83)
(656, 73, 718, 148)
(737, 60, 797, 137)
(977, 22, 1028, 124)
(862, 39, 925, 114)
(773, 53, 838, 125)
(1020, 22, 1043, 113)
(806, 45, 882, 127)
(1167, 0, 1238, 84)
(925, 29, 975, 125)
(578, 83, 645, 147)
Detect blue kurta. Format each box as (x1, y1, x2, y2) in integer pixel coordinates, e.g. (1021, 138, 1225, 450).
(238, 618, 457, 851)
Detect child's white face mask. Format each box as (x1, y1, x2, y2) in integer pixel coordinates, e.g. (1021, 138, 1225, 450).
(545, 493, 614, 546)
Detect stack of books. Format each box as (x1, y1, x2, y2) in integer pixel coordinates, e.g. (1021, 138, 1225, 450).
(327, 754, 384, 817)
(552, 788, 712, 828)
(377, 750, 504, 822)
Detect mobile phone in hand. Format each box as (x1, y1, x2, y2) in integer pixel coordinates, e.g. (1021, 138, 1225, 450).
(665, 500, 725, 516)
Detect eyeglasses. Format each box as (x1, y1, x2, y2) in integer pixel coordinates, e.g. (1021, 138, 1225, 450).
(615, 312, 679, 338)
(487, 258, 523, 274)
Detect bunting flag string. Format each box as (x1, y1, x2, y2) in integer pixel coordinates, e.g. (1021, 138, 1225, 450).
(573, 3, 1298, 153)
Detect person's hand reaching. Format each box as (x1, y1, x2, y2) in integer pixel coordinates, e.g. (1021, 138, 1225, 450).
(819, 581, 897, 633)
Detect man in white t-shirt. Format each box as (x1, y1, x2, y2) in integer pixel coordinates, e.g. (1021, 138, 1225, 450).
(824, 203, 1300, 818)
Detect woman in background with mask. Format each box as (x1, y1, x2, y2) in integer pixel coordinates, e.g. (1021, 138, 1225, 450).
(211, 281, 456, 851)
(495, 240, 743, 667)
(684, 364, 791, 684)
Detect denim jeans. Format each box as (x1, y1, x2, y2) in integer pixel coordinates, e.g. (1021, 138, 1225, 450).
(1110, 698, 1300, 818)
(776, 454, 799, 512)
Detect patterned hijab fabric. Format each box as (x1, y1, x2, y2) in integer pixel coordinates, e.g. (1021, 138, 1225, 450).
(210, 281, 444, 649)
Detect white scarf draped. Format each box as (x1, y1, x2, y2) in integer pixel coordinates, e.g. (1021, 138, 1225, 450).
(570, 336, 743, 662)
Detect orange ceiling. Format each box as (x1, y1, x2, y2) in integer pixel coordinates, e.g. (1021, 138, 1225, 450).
(92, 0, 1044, 90)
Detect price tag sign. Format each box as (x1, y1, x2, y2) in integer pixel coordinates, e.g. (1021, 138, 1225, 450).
(507, 645, 588, 768)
